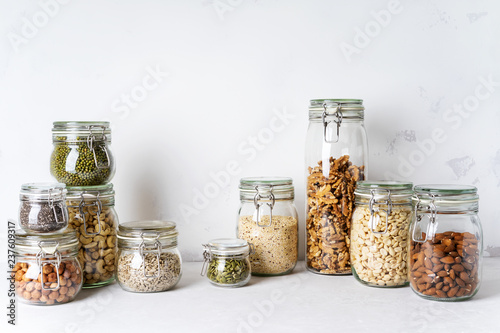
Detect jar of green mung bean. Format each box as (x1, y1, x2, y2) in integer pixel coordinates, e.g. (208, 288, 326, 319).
(201, 238, 252, 288)
(50, 121, 115, 186)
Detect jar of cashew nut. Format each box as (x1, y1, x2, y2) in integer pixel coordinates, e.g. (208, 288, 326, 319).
(13, 229, 83, 305)
(66, 184, 118, 288)
(409, 185, 483, 301)
(351, 181, 413, 287)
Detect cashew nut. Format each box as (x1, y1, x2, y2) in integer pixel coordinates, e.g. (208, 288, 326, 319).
(96, 260, 107, 274)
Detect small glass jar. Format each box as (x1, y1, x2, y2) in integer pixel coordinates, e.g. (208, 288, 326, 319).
(201, 238, 252, 288)
(237, 177, 298, 276)
(19, 183, 69, 233)
(13, 229, 83, 305)
(66, 184, 118, 288)
(50, 121, 115, 186)
(116, 221, 182, 293)
(305, 99, 368, 275)
(351, 181, 413, 287)
(409, 185, 483, 301)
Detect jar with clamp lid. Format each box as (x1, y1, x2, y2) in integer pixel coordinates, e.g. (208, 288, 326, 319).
(305, 99, 368, 275)
(19, 183, 69, 233)
(66, 184, 118, 288)
(237, 177, 298, 276)
(116, 221, 182, 293)
(201, 238, 252, 287)
(50, 121, 115, 186)
(12, 229, 83, 305)
(351, 181, 413, 287)
(409, 185, 483, 301)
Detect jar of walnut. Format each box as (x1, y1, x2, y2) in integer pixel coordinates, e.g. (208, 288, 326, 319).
(351, 181, 413, 287)
(66, 184, 118, 288)
(409, 185, 483, 301)
(305, 99, 368, 275)
(13, 229, 83, 305)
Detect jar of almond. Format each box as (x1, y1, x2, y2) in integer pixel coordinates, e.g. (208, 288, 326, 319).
(409, 185, 483, 301)
(13, 229, 83, 305)
(351, 181, 413, 287)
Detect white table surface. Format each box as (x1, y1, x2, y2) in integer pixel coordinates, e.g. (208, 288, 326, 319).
(5, 258, 500, 333)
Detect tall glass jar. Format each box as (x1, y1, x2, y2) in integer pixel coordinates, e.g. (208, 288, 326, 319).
(305, 99, 368, 275)
(13, 229, 83, 305)
(65, 184, 118, 288)
(51, 121, 115, 186)
(351, 181, 413, 287)
(409, 185, 483, 301)
(201, 238, 252, 288)
(116, 221, 182, 293)
(19, 183, 69, 233)
(237, 177, 298, 276)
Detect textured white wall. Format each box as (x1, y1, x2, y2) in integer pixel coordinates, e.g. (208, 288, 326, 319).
(0, 0, 499, 262)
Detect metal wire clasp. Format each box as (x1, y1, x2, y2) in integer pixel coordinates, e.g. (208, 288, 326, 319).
(253, 185, 275, 227)
(79, 191, 102, 236)
(322, 103, 342, 143)
(200, 244, 212, 276)
(412, 194, 437, 243)
(48, 187, 65, 225)
(368, 189, 392, 235)
(36, 241, 62, 291)
(87, 125, 111, 170)
(139, 232, 162, 278)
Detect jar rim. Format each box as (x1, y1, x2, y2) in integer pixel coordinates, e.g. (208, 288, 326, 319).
(66, 184, 114, 199)
(117, 220, 178, 240)
(309, 99, 364, 118)
(414, 184, 477, 195)
(20, 183, 67, 200)
(52, 121, 111, 131)
(14, 229, 79, 254)
(355, 180, 413, 193)
(239, 177, 294, 191)
(205, 238, 249, 255)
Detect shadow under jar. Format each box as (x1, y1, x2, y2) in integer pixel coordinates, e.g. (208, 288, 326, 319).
(237, 177, 298, 276)
(13, 229, 83, 305)
(116, 221, 182, 293)
(305, 99, 368, 275)
(66, 184, 118, 288)
(351, 181, 413, 287)
(50, 121, 115, 186)
(201, 238, 251, 288)
(19, 183, 69, 233)
(409, 185, 483, 301)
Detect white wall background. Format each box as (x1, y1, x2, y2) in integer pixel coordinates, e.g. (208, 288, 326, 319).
(1, 0, 499, 262)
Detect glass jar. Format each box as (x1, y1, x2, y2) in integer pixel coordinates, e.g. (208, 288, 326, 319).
(50, 121, 115, 186)
(237, 177, 298, 276)
(305, 99, 368, 275)
(66, 184, 118, 288)
(19, 183, 69, 233)
(409, 185, 483, 301)
(13, 229, 83, 305)
(201, 238, 252, 287)
(351, 181, 413, 287)
(116, 221, 182, 293)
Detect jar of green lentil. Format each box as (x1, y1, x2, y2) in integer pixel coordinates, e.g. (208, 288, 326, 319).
(201, 238, 251, 288)
(50, 121, 115, 186)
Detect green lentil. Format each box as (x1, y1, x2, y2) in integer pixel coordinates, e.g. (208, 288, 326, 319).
(50, 136, 114, 186)
(207, 257, 250, 286)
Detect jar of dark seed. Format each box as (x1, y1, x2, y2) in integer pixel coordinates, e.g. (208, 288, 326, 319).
(13, 229, 83, 305)
(66, 184, 118, 288)
(50, 121, 115, 186)
(19, 183, 69, 233)
(409, 185, 483, 301)
(201, 238, 252, 288)
(116, 221, 182, 293)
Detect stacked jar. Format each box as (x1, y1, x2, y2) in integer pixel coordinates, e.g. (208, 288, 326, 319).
(14, 183, 83, 305)
(50, 121, 118, 288)
(305, 99, 368, 275)
(237, 177, 298, 276)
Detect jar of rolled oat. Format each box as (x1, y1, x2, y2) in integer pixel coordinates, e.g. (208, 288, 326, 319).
(351, 181, 413, 287)
(66, 184, 118, 288)
(237, 177, 298, 276)
(306, 99, 368, 275)
(409, 185, 483, 301)
(116, 221, 182, 293)
(13, 229, 83, 305)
